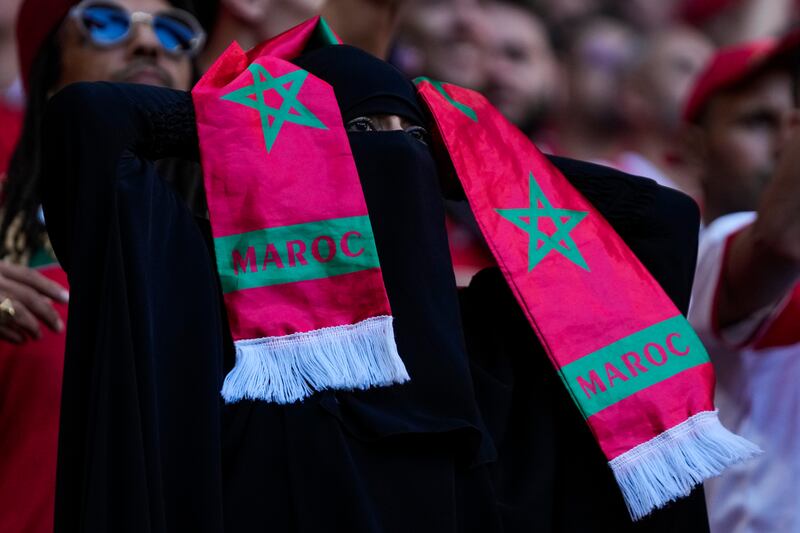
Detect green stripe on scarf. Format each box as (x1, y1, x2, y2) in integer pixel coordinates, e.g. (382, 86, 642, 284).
(214, 215, 380, 293)
(561, 316, 709, 417)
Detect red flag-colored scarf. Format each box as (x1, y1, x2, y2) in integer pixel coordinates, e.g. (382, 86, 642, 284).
(415, 77, 760, 519)
(192, 19, 408, 404)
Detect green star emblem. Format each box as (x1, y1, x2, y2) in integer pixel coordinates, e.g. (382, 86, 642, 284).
(496, 172, 590, 271)
(221, 64, 327, 152)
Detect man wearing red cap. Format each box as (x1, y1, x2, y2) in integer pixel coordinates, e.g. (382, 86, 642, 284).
(684, 34, 800, 532)
(0, 1, 204, 532)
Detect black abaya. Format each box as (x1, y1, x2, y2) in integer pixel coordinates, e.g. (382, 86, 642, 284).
(43, 83, 226, 532)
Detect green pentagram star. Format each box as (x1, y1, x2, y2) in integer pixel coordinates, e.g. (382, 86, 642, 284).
(221, 64, 327, 152)
(496, 172, 590, 271)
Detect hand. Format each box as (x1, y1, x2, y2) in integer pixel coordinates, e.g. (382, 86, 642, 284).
(718, 122, 800, 327)
(0, 261, 69, 344)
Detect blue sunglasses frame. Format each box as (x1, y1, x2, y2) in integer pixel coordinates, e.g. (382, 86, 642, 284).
(68, 0, 206, 57)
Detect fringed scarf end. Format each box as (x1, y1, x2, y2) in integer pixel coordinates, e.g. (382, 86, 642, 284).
(610, 410, 762, 521)
(221, 315, 408, 404)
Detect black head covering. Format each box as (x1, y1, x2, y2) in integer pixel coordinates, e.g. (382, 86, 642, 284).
(293, 45, 426, 126)
(290, 45, 496, 467)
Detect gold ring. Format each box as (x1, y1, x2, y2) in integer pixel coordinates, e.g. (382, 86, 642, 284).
(0, 298, 16, 324)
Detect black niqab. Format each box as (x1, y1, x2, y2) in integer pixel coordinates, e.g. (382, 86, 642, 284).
(289, 44, 494, 464)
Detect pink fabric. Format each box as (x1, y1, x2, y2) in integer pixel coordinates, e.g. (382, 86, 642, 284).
(591, 363, 715, 459)
(192, 19, 391, 342)
(419, 79, 716, 460)
(224, 270, 386, 339)
(419, 82, 673, 359)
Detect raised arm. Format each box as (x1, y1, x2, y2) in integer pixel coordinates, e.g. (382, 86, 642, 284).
(40, 82, 226, 532)
(41, 82, 197, 271)
(717, 130, 800, 328)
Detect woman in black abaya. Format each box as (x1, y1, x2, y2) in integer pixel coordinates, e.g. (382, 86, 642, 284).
(42, 43, 707, 532)
(43, 45, 498, 533)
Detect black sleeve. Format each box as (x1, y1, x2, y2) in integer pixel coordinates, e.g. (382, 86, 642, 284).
(42, 82, 199, 272)
(41, 82, 225, 533)
(546, 154, 700, 314)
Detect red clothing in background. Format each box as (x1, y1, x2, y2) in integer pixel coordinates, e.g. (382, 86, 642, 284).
(0, 101, 23, 175)
(0, 265, 67, 533)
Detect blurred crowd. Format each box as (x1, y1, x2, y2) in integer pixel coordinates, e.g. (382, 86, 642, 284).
(390, 0, 799, 279)
(1, 0, 800, 532)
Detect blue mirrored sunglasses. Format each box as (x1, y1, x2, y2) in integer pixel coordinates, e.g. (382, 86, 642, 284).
(69, 0, 206, 57)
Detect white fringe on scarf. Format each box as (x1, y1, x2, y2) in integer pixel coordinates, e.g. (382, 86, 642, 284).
(610, 410, 762, 521)
(221, 315, 409, 404)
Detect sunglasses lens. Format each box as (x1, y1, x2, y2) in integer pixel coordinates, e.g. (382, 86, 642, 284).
(81, 5, 129, 44)
(153, 15, 197, 54)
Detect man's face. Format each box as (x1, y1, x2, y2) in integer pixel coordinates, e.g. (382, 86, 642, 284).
(701, 69, 796, 215)
(484, 2, 558, 132)
(534, 0, 598, 25)
(400, 0, 488, 89)
(0, 0, 24, 31)
(567, 19, 635, 128)
(57, 0, 193, 91)
(223, 0, 324, 40)
(640, 28, 713, 130)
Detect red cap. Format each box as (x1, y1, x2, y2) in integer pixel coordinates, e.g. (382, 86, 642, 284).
(683, 30, 800, 123)
(16, 0, 77, 92)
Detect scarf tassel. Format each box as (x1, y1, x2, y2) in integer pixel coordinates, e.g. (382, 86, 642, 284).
(610, 410, 762, 520)
(221, 315, 409, 404)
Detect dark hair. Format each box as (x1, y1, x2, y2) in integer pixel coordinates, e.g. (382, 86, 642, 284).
(0, 28, 62, 262)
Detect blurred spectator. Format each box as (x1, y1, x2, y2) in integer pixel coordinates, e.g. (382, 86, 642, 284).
(529, 0, 603, 48)
(483, 0, 560, 140)
(532, 0, 601, 25)
(0, 0, 24, 174)
(684, 35, 800, 532)
(617, 25, 714, 203)
(322, 0, 405, 58)
(395, 0, 493, 284)
(0, 1, 202, 532)
(551, 16, 637, 162)
(395, 0, 487, 89)
(680, 0, 795, 45)
(610, 0, 680, 32)
(198, 0, 323, 72)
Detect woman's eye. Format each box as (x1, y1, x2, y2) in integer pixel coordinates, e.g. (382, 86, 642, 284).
(406, 126, 429, 145)
(346, 117, 376, 132)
